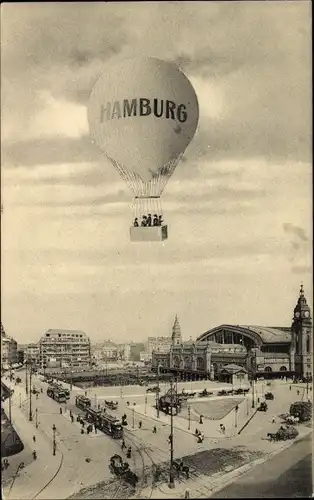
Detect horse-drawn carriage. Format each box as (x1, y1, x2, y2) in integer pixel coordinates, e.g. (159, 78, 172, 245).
(267, 426, 298, 442)
(258, 401, 268, 412)
(104, 400, 118, 410)
(109, 455, 139, 488)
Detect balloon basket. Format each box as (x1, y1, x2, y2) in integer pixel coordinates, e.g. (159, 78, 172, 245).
(130, 225, 168, 242)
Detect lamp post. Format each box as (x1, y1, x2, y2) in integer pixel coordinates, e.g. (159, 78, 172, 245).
(52, 424, 56, 456)
(168, 378, 175, 489)
(19, 392, 22, 409)
(29, 362, 33, 421)
(251, 352, 256, 409)
(132, 408, 135, 429)
(188, 405, 191, 430)
(145, 394, 147, 415)
(8, 390, 12, 423)
(35, 408, 38, 428)
(156, 363, 160, 418)
(25, 361, 28, 396)
(235, 405, 238, 428)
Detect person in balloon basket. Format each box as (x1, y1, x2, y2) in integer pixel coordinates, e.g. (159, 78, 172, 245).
(133, 218, 139, 227)
(153, 214, 159, 226)
(146, 214, 152, 226)
(158, 215, 163, 226)
(141, 216, 147, 227)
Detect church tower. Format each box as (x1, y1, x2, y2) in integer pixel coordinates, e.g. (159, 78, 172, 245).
(291, 284, 312, 379)
(171, 315, 182, 345)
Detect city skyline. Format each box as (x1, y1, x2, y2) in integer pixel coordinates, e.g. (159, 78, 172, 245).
(2, 2, 312, 344)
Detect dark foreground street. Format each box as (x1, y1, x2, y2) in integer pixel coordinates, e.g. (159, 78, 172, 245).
(212, 434, 313, 498)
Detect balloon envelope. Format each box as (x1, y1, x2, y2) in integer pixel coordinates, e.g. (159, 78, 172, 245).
(88, 57, 199, 184)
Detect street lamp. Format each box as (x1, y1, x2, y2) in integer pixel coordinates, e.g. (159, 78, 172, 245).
(52, 424, 56, 456)
(35, 408, 38, 429)
(29, 361, 33, 421)
(168, 378, 175, 489)
(235, 405, 238, 429)
(251, 351, 256, 409)
(156, 363, 160, 418)
(132, 408, 135, 429)
(188, 405, 191, 430)
(145, 394, 147, 415)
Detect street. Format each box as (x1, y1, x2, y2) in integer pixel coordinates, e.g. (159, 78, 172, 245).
(2, 372, 312, 500)
(211, 434, 313, 498)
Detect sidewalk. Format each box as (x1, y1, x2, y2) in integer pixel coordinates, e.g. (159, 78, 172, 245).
(135, 425, 312, 499)
(2, 386, 62, 500)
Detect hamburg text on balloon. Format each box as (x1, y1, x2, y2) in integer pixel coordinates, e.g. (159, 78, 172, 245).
(99, 98, 188, 124)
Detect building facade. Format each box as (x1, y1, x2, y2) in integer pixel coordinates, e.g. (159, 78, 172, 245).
(146, 336, 173, 360)
(197, 285, 312, 380)
(152, 316, 247, 381)
(152, 286, 312, 381)
(39, 329, 91, 369)
(1, 323, 18, 369)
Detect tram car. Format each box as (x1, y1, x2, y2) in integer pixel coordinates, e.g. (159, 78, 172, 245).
(75, 395, 92, 411)
(98, 413, 123, 439)
(47, 386, 67, 403)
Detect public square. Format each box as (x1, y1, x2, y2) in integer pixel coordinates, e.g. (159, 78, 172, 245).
(2, 371, 312, 499)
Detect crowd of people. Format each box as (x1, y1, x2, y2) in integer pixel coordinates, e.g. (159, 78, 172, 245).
(133, 214, 164, 227)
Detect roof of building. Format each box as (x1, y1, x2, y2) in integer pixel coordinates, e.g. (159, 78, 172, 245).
(220, 363, 247, 374)
(197, 324, 291, 345)
(45, 329, 87, 335)
(240, 325, 291, 343)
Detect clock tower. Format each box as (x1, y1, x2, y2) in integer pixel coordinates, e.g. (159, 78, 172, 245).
(291, 284, 312, 379)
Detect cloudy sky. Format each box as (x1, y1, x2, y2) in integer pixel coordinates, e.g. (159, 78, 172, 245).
(1, 2, 312, 345)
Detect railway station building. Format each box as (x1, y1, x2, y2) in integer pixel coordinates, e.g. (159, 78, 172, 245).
(152, 285, 312, 382)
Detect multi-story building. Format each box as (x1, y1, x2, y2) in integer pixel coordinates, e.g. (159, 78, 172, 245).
(22, 343, 40, 364)
(39, 329, 91, 369)
(1, 323, 18, 369)
(92, 341, 119, 362)
(146, 335, 173, 360)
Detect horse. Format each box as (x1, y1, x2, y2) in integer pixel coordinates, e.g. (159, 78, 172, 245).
(267, 432, 278, 442)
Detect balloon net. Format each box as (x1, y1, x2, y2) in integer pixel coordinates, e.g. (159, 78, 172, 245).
(107, 154, 182, 198)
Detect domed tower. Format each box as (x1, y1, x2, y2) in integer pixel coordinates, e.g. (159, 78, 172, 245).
(291, 284, 312, 379)
(171, 315, 182, 345)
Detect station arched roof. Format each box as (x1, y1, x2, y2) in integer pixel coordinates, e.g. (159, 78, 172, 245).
(197, 324, 292, 346)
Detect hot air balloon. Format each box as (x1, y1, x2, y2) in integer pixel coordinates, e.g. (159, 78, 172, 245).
(88, 57, 199, 242)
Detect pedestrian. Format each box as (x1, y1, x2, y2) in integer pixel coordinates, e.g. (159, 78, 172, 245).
(41, 388, 43, 393)
(139, 420, 142, 429)
(59, 407, 62, 415)
(168, 434, 172, 445)
(184, 489, 190, 499)
(121, 439, 126, 450)
(199, 414, 203, 424)
(221, 425, 225, 434)
(32, 450, 37, 460)
(289, 385, 291, 391)
(185, 466, 190, 479)
(297, 390, 300, 395)
(71, 415, 74, 423)
(127, 446, 132, 458)
(272, 416, 276, 424)
(32, 435, 36, 443)
(153, 425, 157, 434)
